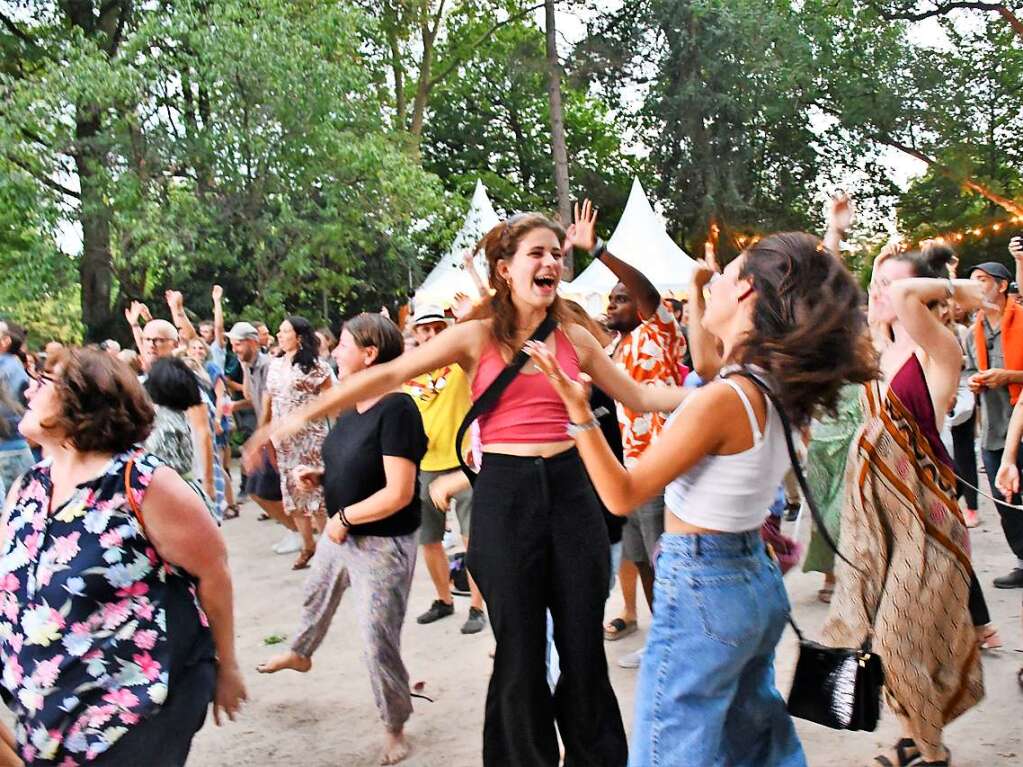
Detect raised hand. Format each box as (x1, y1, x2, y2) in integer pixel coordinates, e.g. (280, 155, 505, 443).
(451, 289, 495, 322)
(1010, 236, 1023, 263)
(826, 192, 855, 234)
(572, 199, 599, 252)
(703, 241, 720, 275)
(212, 284, 223, 302)
(165, 290, 184, 311)
(525, 340, 593, 423)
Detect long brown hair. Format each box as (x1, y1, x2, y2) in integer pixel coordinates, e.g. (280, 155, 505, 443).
(734, 232, 879, 428)
(475, 213, 573, 355)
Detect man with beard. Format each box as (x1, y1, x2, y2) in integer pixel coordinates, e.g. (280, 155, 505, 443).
(571, 200, 686, 669)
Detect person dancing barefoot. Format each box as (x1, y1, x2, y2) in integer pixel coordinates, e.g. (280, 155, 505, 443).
(257, 314, 426, 766)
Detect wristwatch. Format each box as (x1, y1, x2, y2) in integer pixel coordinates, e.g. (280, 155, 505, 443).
(566, 406, 609, 438)
(589, 238, 607, 260)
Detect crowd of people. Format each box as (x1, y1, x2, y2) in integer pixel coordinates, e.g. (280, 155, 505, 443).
(0, 194, 1020, 767)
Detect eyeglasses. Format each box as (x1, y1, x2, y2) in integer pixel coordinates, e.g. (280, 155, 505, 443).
(142, 337, 175, 346)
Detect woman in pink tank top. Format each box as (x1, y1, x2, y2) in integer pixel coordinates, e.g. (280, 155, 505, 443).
(246, 212, 686, 767)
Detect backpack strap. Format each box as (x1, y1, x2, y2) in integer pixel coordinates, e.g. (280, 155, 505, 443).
(456, 312, 558, 484)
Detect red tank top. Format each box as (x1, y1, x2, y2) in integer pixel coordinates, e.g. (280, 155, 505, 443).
(472, 328, 581, 444)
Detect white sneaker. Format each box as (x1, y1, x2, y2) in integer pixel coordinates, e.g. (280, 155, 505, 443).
(273, 531, 303, 555)
(617, 648, 643, 669)
(442, 528, 460, 552)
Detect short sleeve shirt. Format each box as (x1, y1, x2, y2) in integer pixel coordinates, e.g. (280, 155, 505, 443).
(403, 365, 472, 472)
(614, 301, 686, 466)
(321, 393, 427, 537)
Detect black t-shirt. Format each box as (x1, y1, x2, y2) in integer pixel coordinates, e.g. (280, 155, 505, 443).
(322, 392, 427, 537)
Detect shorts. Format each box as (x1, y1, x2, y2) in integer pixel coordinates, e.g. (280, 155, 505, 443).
(418, 468, 473, 545)
(245, 450, 283, 502)
(621, 493, 665, 564)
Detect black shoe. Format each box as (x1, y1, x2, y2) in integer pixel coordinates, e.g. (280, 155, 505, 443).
(417, 599, 455, 624)
(993, 568, 1023, 589)
(783, 502, 800, 522)
(461, 607, 487, 635)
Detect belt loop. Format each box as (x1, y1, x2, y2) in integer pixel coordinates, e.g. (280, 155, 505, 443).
(694, 535, 701, 557)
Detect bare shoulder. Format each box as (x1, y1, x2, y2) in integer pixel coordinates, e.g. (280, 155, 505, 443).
(563, 322, 600, 362)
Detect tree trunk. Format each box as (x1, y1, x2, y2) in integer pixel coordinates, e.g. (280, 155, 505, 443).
(75, 108, 116, 342)
(544, 0, 573, 277)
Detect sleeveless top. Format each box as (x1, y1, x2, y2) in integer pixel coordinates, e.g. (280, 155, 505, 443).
(471, 328, 581, 444)
(0, 450, 212, 765)
(889, 353, 953, 469)
(664, 373, 791, 532)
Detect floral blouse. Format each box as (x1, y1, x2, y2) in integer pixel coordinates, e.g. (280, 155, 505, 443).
(0, 450, 211, 764)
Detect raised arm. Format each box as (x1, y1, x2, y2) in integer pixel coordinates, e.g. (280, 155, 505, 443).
(566, 324, 688, 413)
(212, 284, 225, 351)
(823, 192, 854, 259)
(124, 301, 147, 354)
(244, 320, 481, 466)
(687, 255, 724, 380)
(888, 278, 984, 373)
(572, 199, 660, 319)
(166, 290, 197, 343)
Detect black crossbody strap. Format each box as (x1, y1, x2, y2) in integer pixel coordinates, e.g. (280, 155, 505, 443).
(724, 368, 867, 644)
(455, 312, 559, 485)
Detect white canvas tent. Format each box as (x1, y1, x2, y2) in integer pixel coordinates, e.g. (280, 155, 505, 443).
(561, 178, 697, 315)
(415, 180, 500, 308)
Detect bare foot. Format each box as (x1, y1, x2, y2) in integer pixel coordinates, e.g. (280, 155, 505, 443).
(256, 651, 311, 674)
(380, 730, 410, 765)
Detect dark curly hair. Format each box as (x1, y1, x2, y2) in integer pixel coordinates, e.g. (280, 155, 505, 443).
(734, 232, 879, 428)
(475, 213, 574, 355)
(286, 315, 321, 374)
(42, 348, 154, 452)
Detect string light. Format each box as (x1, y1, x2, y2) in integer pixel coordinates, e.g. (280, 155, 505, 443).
(910, 217, 1021, 249)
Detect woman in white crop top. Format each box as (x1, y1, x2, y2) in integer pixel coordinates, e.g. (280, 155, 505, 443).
(528, 232, 878, 767)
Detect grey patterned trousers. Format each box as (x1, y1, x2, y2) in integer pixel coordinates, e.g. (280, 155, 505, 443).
(291, 532, 417, 731)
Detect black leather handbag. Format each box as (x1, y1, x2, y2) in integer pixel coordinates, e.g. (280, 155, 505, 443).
(726, 368, 885, 732)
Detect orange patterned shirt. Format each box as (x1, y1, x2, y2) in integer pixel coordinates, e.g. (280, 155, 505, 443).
(613, 301, 686, 467)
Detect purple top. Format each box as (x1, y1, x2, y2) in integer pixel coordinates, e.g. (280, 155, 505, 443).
(889, 354, 953, 469)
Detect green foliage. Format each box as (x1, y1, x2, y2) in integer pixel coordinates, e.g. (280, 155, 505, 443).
(0, 165, 83, 344)
(421, 17, 639, 231)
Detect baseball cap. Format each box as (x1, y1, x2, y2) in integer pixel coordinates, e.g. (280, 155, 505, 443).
(971, 262, 1013, 282)
(412, 305, 447, 327)
(226, 321, 260, 342)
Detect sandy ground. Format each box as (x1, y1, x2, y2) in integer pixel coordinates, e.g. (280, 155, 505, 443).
(7, 469, 1019, 766)
(178, 477, 1023, 767)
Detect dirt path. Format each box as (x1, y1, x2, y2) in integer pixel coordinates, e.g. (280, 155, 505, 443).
(183, 485, 1022, 767)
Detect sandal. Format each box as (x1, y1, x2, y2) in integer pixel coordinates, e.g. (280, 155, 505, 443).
(977, 624, 1003, 651)
(817, 585, 834, 604)
(872, 738, 920, 767)
(257, 511, 271, 521)
(917, 747, 951, 766)
(223, 504, 240, 520)
(604, 618, 638, 641)
(292, 548, 315, 570)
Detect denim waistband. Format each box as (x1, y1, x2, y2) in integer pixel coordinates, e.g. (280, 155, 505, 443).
(658, 529, 764, 560)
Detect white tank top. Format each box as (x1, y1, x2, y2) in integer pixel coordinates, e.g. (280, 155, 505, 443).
(664, 376, 791, 532)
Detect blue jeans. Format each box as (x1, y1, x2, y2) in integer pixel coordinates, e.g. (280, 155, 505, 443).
(630, 531, 805, 767)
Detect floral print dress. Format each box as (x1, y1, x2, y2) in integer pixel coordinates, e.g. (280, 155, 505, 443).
(0, 451, 212, 765)
(267, 356, 330, 517)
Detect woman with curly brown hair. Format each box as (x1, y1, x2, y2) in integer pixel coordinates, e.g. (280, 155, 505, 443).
(247, 212, 687, 766)
(528, 232, 878, 767)
(0, 349, 245, 766)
